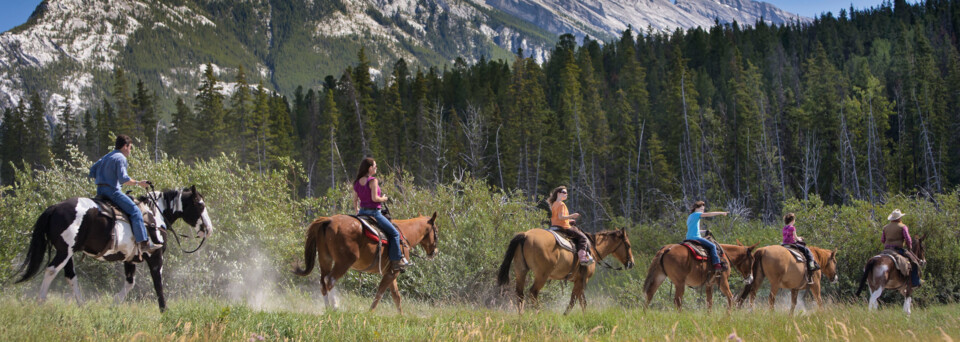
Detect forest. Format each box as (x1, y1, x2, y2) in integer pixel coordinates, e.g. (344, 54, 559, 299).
(2, 0, 959, 228)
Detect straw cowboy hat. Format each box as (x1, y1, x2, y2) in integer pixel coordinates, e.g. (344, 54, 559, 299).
(887, 209, 906, 221)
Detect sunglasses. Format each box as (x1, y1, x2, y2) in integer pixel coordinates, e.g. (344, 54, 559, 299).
(559, 190, 567, 194)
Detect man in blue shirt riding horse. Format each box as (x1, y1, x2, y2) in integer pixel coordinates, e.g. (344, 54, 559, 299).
(89, 134, 161, 253)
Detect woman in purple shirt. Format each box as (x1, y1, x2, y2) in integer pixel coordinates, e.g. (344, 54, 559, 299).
(781, 213, 818, 284)
(352, 157, 411, 270)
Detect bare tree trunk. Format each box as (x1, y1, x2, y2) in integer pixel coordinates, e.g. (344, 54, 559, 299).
(913, 90, 942, 192)
(495, 124, 504, 189)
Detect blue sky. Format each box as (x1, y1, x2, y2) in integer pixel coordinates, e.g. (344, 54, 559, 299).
(0, 1, 914, 33)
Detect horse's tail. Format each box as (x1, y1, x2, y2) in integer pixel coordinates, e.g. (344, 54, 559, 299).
(856, 257, 878, 297)
(15, 206, 54, 284)
(497, 233, 527, 287)
(738, 248, 765, 303)
(642, 246, 670, 295)
(292, 218, 330, 276)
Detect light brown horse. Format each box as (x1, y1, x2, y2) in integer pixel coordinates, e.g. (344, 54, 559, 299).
(856, 233, 927, 314)
(738, 245, 838, 314)
(642, 242, 757, 311)
(292, 212, 439, 314)
(497, 228, 635, 314)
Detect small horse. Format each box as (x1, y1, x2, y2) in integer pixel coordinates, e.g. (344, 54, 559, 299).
(738, 245, 837, 314)
(856, 234, 927, 314)
(642, 242, 757, 311)
(14, 185, 213, 312)
(292, 212, 439, 314)
(497, 228, 635, 315)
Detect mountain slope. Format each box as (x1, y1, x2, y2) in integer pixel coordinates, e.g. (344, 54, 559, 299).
(0, 0, 807, 115)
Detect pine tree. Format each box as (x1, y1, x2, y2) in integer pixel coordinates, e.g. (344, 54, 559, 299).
(195, 63, 227, 159)
(169, 97, 194, 158)
(132, 79, 157, 148)
(319, 88, 341, 188)
(268, 94, 296, 169)
(230, 65, 252, 163)
(113, 68, 136, 137)
(0, 105, 26, 184)
(23, 92, 52, 169)
(81, 110, 97, 158)
(96, 99, 116, 154)
(52, 104, 77, 161)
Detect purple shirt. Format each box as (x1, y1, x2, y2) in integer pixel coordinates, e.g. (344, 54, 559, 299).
(782, 225, 797, 244)
(354, 177, 382, 209)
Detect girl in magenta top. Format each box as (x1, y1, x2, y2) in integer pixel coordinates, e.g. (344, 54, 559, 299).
(781, 213, 818, 283)
(352, 157, 410, 270)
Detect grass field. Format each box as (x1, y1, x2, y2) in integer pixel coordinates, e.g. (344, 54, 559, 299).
(1, 291, 958, 341)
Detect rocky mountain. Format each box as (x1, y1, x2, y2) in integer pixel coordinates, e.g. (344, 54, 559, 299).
(0, 0, 808, 115)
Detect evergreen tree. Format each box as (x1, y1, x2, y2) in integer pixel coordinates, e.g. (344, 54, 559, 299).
(195, 63, 227, 158)
(81, 110, 97, 158)
(169, 97, 194, 158)
(23, 92, 52, 169)
(132, 79, 157, 148)
(0, 105, 26, 184)
(230, 65, 252, 163)
(52, 104, 78, 161)
(112, 68, 135, 137)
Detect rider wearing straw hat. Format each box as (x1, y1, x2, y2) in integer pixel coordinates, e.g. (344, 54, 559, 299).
(882, 209, 922, 287)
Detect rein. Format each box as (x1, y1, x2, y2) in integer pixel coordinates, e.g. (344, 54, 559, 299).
(145, 184, 207, 254)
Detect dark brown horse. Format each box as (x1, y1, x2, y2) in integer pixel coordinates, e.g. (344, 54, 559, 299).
(497, 228, 634, 314)
(292, 212, 439, 314)
(738, 245, 838, 314)
(856, 234, 927, 314)
(642, 242, 757, 311)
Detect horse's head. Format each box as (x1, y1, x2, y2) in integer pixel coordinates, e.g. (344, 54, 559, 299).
(418, 212, 439, 259)
(915, 233, 928, 267)
(162, 185, 214, 238)
(733, 241, 759, 284)
(822, 249, 839, 283)
(602, 228, 634, 269)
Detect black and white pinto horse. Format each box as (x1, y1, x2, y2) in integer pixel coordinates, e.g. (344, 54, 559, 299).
(14, 185, 213, 312)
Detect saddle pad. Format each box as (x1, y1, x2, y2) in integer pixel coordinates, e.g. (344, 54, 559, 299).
(91, 197, 128, 223)
(545, 228, 575, 253)
(681, 239, 724, 260)
(880, 250, 912, 277)
(782, 245, 806, 263)
(353, 215, 406, 246)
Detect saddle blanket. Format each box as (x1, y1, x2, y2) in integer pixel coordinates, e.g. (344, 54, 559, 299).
(880, 250, 912, 277)
(782, 244, 806, 263)
(544, 227, 575, 252)
(681, 239, 724, 261)
(353, 215, 405, 245)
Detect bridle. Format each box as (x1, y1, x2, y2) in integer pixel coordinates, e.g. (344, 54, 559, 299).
(144, 184, 207, 254)
(587, 231, 630, 271)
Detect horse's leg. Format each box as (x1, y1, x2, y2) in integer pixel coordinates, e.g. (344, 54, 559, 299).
(38, 248, 73, 302)
(318, 254, 334, 306)
(578, 278, 588, 312)
(116, 263, 136, 303)
(388, 278, 403, 315)
(718, 276, 735, 311)
(768, 284, 780, 311)
(789, 289, 800, 315)
(902, 288, 913, 315)
(528, 273, 549, 312)
(370, 271, 397, 312)
(868, 283, 883, 310)
(514, 257, 529, 314)
(673, 282, 686, 311)
(146, 253, 166, 312)
(563, 278, 585, 315)
(327, 254, 356, 310)
(809, 283, 823, 311)
(644, 269, 667, 308)
(705, 286, 714, 311)
(62, 258, 82, 304)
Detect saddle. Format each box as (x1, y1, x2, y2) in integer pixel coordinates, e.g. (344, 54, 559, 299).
(681, 237, 724, 261)
(782, 244, 807, 263)
(545, 227, 576, 253)
(92, 194, 131, 223)
(352, 215, 405, 246)
(880, 249, 913, 277)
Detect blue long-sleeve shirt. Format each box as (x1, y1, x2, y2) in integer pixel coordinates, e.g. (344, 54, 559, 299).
(88, 150, 131, 191)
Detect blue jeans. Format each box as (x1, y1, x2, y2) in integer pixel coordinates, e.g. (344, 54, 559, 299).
(358, 208, 402, 261)
(689, 237, 720, 265)
(98, 187, 148, 243)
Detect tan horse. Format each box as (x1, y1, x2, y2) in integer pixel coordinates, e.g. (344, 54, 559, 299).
(642, 242, 757, 311)
(497, 228, 635, 314)
(292, 212, 439, 314)
(738, 245, 838, 314)
(856, 234, 927, 314)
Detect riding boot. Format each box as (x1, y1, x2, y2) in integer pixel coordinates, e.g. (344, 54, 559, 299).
(577, 250, 594, 266)
(139, 240, 162, 254)
(392, 257, 412, 271)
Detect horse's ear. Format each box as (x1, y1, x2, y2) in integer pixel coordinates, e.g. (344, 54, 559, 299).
(736, 239, 742, 246)
(921, 232, 929, 241)
(830, 250, 837, 259)
(428, 211, 437, 224)
(190, 185, 197, 194)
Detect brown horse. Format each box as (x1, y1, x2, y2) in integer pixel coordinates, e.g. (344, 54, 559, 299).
(292, 212, 439, 314)
(738, 245, 838, 314)
(642, 242, 757, 311)
(856, 234, 927, 314)
(497, 228, 634, 314)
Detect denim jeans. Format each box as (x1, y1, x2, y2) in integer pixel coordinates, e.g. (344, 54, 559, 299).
(689, 237, 720, 264)
(98, 187, 148, 243)
(359, 208, 402, 261)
